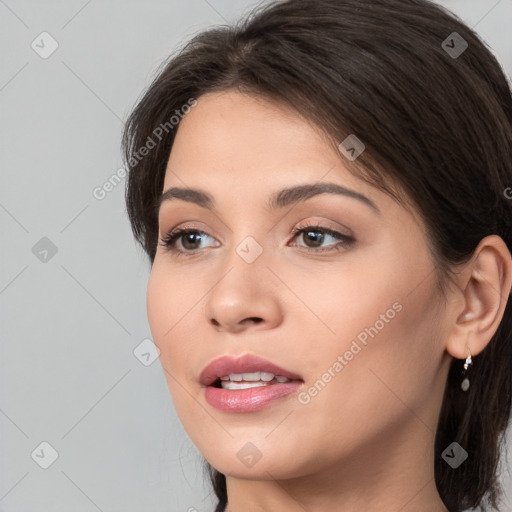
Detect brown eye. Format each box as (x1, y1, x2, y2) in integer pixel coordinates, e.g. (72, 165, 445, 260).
(290, 225, 354, 252)
(160, 228, 216, 255)
(179, 231, 205, 250)
(300, 229, 327, 248)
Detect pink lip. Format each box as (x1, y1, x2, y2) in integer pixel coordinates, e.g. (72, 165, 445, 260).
(199, 354, 304, 413)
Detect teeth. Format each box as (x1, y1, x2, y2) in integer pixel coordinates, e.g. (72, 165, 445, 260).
(229, 372, 273, 381)
(216, 372, 293, 388)
(221, 381, 272, 390)
(218, 372, 292, 383)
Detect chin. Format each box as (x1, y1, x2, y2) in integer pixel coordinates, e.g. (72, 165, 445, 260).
(201, 442, 319, 481)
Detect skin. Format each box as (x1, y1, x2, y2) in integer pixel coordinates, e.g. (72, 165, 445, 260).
(146, 90, 512, 512)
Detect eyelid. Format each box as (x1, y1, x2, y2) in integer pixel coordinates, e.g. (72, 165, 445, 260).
(292, 219, 354, 239)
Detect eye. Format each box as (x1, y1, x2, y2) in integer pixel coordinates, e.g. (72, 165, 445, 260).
(289, 223, 354, 252)
(159, 228, 218, 256)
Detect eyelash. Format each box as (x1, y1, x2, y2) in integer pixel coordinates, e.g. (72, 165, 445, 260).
(159, 223, 354, 258)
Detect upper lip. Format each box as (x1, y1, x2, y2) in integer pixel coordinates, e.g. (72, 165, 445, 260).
(199, 354, 303, 386)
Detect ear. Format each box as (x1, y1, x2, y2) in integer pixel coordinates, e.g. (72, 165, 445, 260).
(445, 235, 512, 359)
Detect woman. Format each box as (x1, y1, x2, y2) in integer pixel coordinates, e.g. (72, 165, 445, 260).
(122, 0, 512, 510)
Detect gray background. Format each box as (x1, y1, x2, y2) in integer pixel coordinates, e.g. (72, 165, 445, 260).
(1, 1, 511, 511)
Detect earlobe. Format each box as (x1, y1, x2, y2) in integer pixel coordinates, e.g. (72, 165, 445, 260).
(445, 235, 512, 360)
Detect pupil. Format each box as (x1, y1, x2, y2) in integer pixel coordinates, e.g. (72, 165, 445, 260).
(183, 233, 200, 250)
(305, 231, 323, 247)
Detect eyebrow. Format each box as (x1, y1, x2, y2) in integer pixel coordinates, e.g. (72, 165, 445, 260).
(157, 182, 380, 214)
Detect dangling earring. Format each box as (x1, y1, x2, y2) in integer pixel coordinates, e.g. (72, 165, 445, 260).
(461, 346, 472, 392)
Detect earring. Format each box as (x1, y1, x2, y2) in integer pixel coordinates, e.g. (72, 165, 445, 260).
(461, 347, 472, 392)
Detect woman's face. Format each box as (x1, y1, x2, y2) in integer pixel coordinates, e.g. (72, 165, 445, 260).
(147, 90, 451, 480)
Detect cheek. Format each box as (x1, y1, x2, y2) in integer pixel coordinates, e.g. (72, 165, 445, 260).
(320, 273, 442, 430)
(146, 267, 167, 345)
(290, 249, 442, 428)
(147, 270, 209, 451)
(146, 264, 188, 373)
(281, 294, 441, 474)
(146, 263, 205, 403)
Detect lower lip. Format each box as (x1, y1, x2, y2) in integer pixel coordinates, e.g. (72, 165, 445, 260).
(204, 381, 303, 413)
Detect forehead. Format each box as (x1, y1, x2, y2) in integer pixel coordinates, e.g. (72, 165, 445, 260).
(165, 90, 360, 188)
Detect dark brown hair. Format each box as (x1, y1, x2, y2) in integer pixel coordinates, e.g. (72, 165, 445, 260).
(121, 1, 512, 510)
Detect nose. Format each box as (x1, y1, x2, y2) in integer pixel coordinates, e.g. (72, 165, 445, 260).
(204, 242, 284, 334)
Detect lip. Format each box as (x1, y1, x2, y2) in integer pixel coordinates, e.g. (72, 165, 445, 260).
(200, 354, 304, 413)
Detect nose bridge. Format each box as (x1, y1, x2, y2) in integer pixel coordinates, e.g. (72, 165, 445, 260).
(218, 207, 270, 271)
(215, 231, 268, 295)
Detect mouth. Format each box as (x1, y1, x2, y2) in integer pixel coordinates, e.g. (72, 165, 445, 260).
(200, 354, 304, 413)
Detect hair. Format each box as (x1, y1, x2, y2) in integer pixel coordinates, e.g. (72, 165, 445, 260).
(121, 0, 512, 510)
